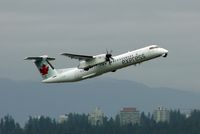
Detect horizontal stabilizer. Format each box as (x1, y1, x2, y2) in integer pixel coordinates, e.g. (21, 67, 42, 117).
(24, 55, 55, 61)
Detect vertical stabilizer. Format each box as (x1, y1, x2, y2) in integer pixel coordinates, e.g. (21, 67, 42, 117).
(24, 55, 57, 79)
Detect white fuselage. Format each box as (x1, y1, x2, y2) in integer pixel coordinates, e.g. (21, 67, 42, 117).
(42, 45, 168, 83)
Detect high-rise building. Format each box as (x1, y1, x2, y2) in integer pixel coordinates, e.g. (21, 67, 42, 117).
(119, 107, 140, 125)
(153, 106, 170, 123)
(88, 107, 104, 126)
(58, 114, 69, 123)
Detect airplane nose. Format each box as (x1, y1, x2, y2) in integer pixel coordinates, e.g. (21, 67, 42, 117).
(162, 48, 168, 57)
(163, 49, 168, 54)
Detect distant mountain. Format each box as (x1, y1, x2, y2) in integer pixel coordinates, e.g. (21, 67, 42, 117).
(0, 78, 200, 124)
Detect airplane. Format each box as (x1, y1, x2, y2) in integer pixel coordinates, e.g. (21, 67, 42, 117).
(25, 45, 168, 83)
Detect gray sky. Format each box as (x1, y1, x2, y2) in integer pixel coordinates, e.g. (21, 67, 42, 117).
(0, 0, 200, 90)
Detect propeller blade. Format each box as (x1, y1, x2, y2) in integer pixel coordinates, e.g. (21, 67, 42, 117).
(105, 49, 114, 64)
(106, 49, 109, 54)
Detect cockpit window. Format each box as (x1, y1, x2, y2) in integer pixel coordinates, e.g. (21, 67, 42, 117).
(149, 46, 159, 50)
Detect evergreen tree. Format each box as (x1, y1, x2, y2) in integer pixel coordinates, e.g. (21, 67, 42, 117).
(1, 109, 200, 134)
(0, 115, 23, 134)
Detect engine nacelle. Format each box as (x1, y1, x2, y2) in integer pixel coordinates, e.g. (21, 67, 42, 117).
(78, 54, 106, 69)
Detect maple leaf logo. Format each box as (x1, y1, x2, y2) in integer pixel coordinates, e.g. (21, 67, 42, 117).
(39, 64, 49, 75)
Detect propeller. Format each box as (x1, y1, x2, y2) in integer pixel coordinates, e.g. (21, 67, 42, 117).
(106, 49, 114, 64)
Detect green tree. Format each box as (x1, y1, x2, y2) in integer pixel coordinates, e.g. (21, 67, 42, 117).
(24, 116, 56, 134)
(0, 115, 23, 134)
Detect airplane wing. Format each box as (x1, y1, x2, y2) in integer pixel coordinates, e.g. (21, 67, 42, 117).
(61, 53, 93, 61)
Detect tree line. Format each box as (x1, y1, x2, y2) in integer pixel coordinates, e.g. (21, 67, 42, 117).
(0, 110, 200, 134)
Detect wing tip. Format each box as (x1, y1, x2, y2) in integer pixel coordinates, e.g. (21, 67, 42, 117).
(60, 53, 66, 56)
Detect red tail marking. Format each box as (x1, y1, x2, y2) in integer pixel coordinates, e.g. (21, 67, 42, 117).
(40, 64, 49, 75)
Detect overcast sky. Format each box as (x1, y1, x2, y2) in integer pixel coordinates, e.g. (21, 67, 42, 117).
(0, 0, 199, 90)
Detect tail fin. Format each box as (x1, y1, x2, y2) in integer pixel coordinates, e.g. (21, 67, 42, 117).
(25, 55, 57, 79)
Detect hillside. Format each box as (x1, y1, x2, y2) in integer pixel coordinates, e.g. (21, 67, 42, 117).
(0, 78, 199, 124)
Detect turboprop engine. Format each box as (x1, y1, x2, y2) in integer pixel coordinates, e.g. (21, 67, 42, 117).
(78, 54, 107, 70)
